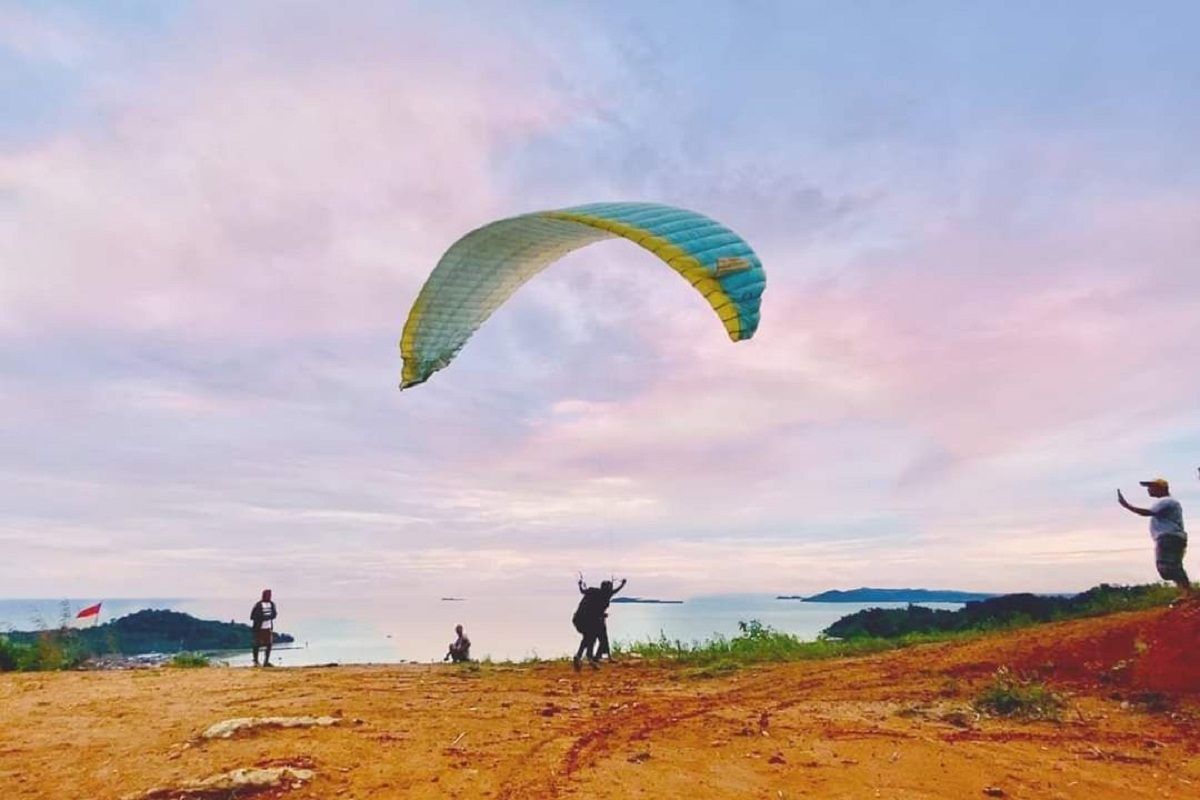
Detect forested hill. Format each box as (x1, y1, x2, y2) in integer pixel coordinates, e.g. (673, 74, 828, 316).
(7, 609, 294, 655)
(822, 584, 1172, 639)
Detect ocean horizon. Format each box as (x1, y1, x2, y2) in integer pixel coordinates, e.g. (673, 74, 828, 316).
(0, 594, 966, 666)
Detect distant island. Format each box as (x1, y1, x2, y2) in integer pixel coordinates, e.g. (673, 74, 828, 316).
(778, 588, 998, 603)
(6, 609, 293, 656)
(612, 597, 683, 604)
(440, 597, 466, 602)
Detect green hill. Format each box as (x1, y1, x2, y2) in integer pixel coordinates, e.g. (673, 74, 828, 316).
(822, 583, 1174, 639)
(6, 609, 293, 656)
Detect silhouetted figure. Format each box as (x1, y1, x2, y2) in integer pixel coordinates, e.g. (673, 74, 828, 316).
(444, 624, 471, 663)
(1119, 478, 1193, 599)
(596, 579, 627, 660)
(572, 577, 626, 671)
(250, 589, 278, 667)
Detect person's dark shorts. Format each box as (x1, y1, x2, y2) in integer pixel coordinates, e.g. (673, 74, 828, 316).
(1155, 535, 1188, 582)
(253, 627, 273, 647)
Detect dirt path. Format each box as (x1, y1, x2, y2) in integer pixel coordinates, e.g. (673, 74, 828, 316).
(2, 608, 1197, 799)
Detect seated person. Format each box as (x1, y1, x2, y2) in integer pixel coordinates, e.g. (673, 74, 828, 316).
(444, 624, 471, 663)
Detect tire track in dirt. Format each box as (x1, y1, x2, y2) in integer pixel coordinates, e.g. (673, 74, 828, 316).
(495, 665, 842, 798)
(494, 635, 1198, 799)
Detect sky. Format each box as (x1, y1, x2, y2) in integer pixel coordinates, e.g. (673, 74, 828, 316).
(3, 1, 1200, 599)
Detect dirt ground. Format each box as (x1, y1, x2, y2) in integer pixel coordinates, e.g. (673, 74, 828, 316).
(2, 605, 1198, 800)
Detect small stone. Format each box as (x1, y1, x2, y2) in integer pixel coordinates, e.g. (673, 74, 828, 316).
(983, 788, 1005, 797)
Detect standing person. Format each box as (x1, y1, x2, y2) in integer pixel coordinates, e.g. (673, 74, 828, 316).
(595, 578, 627, 661)
(1118, 478, 1193, 599)
(444, 624, 471, 663)
(572, 577, 626, 671)
(250, 589, 278, 667)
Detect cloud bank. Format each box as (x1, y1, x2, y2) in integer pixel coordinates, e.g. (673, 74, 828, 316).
(2, 2, 1199, 598)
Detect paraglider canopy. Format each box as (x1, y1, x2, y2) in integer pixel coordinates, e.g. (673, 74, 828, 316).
(399, 202, 766, 389)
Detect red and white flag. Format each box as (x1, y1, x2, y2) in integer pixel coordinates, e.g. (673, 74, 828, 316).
(75, 602, 102, 625)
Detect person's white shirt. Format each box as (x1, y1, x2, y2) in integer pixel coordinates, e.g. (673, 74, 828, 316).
(1149, 497, 1186, 542)
(256, 600, 275, 630)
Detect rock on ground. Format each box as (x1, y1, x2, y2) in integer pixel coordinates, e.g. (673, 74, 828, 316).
(126, 766, 314, 799)
(200, 716, 340, 739)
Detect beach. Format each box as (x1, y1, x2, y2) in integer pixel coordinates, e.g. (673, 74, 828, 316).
(3, 604, 1197, 800)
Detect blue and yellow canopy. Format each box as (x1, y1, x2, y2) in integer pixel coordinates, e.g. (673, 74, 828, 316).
(400, 202, 766, 388)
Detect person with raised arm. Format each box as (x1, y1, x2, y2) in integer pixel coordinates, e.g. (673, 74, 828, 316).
(572, 576, 627, 671)
(1118, 478, 1192, 600)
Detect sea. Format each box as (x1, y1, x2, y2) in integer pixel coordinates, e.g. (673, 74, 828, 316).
(0, 595, 963, 667)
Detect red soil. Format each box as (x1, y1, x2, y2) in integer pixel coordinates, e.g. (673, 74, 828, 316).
(940, 601, 1200, 695)
(2, 605, 1197, 799)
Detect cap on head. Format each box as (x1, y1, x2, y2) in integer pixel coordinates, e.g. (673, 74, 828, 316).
(262, 589, 272, 600)
(1139, 478, 1169, 490)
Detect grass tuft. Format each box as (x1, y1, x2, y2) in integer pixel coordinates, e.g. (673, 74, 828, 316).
(169, 652, 211, 668)
(972, 667, 1065, 720)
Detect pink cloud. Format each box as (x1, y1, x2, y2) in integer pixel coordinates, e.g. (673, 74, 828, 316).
(0, 5, 573, 337)
(408, 182, 1200, 562)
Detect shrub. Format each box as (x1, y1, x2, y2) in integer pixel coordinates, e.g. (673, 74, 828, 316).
(972, 667, 1065, 720)
(14, 631, 85, 671)
(0, 637, 20, 672)
(169, 652, 211, 668)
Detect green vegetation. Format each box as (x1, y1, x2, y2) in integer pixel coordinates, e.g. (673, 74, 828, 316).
(169, 651, 212, 668)
(1, 601, 87, 672)
(972, 667, 1065, 720)
(824, 583, 1177, 640)
(0, 637, 15, 671)
(0, 631, 85, 672)
(613, 619, 937, 670)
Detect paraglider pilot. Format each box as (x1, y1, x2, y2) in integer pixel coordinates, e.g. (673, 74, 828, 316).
(573, 576, 626, 671)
